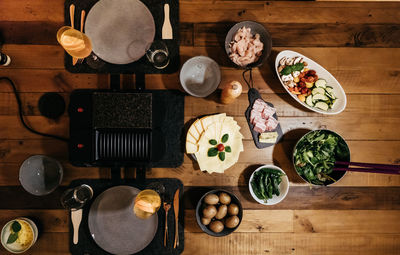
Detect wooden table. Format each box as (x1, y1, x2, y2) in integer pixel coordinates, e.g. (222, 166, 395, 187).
(1, 0, 400, 254)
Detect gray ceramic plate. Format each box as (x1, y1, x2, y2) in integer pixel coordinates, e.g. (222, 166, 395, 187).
(19, 155, 63, 196)
(85, 0, 155, 64)
(88, 186, 158, 255)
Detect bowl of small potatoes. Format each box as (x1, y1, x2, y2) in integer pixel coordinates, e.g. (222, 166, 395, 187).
(195, 189, 243, 237)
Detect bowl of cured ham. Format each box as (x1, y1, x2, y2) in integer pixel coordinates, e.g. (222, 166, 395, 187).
(225, 21, 272, 68)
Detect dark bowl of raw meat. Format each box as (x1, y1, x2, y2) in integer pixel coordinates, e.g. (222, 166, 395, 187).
(225, 21, 272, 68)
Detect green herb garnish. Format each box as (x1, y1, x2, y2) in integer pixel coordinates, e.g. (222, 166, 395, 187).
(280, 62, 304, 75)
(221, 134, 229, 143)
(225, 146, 231, 152)
(207, 147, 218, 157)
(218, 152, 225, 161)
(7, 233, 18, 244)
(209, 139, 217, 145)
(6, 221, 22, 244)
(11, 221, 21, 232)
(280, 66, 292, 75)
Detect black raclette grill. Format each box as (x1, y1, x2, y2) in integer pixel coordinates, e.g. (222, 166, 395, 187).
(68, 89, 184, 168)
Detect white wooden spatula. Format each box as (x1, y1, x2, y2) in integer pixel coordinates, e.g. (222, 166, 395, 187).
(162, 3, 173, 39)
(71, 209, 82, 244)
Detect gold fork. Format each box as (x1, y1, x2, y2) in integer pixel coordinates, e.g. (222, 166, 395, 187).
(163, 202, 171, 246)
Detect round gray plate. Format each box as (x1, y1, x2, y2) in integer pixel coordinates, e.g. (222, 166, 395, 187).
(88, 186, 158, 255)
(85, 0, 155, 64)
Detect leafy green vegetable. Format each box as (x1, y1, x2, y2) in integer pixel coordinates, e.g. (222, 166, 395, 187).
(292, 62, 304, 72)
(7, 232, 18, 244)
(221, 134, 229, 143)
(279, 62, 304, 75)
(7, 221, 22, 244)
(251, 168, 285, 203)
(293, 130, 350, 185)
(11, 221, 21, 232)
(225, 146, 231, 152)
(280, 66, 292, 75)
(218, 152, 225, 161)
(207, 147, 218, 157)
(209, 139, 217, 145)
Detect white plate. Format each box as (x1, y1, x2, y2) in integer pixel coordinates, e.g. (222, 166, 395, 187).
(248, 165, 289, 205)
(275, 50, 347, 115)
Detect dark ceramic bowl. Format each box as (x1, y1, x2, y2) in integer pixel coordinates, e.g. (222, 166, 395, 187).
(195, 189, 243, 237)
(293, 129, 351, 186)
(225, 21, 272, 68)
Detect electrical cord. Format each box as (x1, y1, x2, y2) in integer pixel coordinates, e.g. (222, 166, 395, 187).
(0, 77, 69, 142)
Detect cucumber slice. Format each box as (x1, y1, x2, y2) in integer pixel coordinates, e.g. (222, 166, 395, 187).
(315, 101, 329, 111)
(312, 87, 325, 95)
(306, 95, 314, 106)
(315, 79, 327, 88)
(326, 91, 336, 100)
(313, 93, 328, 101)
(325, 87, 334, 93)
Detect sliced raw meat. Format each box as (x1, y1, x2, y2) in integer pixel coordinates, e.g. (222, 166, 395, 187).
(254, 121, 267, 133)
(252, 115, 264, 126)
(265, 116, 278, 131)
(262, 105, 276, 118)
(250, 109, 262, 123)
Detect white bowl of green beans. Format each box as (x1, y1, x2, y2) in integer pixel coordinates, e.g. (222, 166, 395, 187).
(248, 165, 289, 205)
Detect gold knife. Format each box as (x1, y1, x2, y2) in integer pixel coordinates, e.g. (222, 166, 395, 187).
(173, 188, 179, 248)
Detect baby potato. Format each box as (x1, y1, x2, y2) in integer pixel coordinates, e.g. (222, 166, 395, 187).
(227, 204, 239, 215)
(219, 192, 231, 205)
(209, 220, 224, 233)
(215, 205, 227, 220)
(204, 194, 219, 205)
(202, 205, 217, 218)
(225, 216, 240, 228)
(201, 217, 211, 226)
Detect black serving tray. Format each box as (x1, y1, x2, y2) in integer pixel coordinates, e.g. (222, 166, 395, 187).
(245, 88, 283, 149)
(69, 178, 184, 255)
(64, 0, 179, 74)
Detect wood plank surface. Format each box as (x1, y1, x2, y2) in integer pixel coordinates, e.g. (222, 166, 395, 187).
(1, 231, 399, 255)
(0, 0, 399, 254)
(1, 186, 399, 210)
(3, 21, 400, 48)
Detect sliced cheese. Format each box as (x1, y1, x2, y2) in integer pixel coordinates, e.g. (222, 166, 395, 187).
(186, 132, 197, 144)
(188, 123, 200, 141)
(200, 115, 214, 131)
(186, 141, 198, 154)
(193, 119, 204, 136)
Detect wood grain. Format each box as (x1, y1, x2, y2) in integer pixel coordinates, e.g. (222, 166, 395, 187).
(1, 231, 399, 255)
(194, 23, 400, 47)
(2, 185, 400, 210)
(2, 21, 400, 48)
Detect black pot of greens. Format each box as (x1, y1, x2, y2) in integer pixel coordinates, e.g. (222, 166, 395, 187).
(292, 129, 350, 186)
